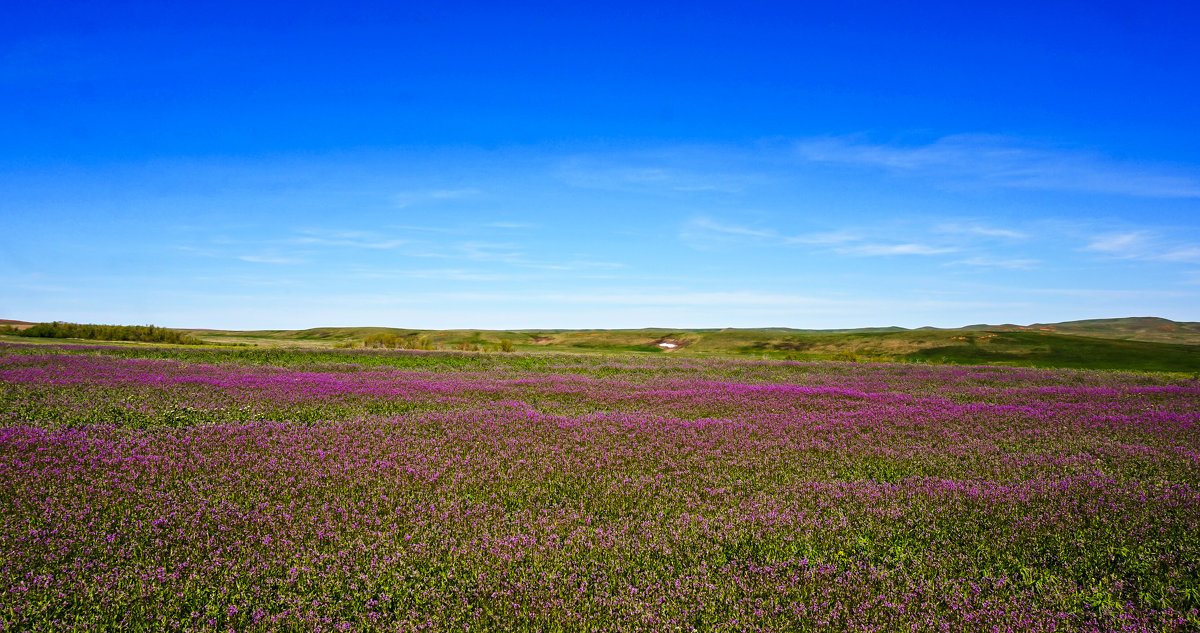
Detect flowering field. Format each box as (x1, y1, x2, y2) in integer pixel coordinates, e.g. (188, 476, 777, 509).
(1, 343, 1198, 632)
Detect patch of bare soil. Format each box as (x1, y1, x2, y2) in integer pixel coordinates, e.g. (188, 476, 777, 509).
(653, 337, 690, 352)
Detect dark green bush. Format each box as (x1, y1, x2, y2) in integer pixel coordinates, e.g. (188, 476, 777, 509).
(13, 322, 205, 345)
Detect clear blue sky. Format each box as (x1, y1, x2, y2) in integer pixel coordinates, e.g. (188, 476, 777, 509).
(2, 1, 1198, 329)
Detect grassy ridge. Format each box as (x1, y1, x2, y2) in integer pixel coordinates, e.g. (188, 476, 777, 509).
(963, 316, 1200, 344)
(901, 331, 1200, 372)
(3, 317, 1197, 372)
(175, 325, 1200, 373)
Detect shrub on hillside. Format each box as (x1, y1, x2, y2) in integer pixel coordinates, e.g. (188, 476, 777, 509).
(13, 322, 205, 345)
(363, 333, 437, 350)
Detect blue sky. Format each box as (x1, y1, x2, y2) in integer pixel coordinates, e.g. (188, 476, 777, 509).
(2, 1, 1198, 329)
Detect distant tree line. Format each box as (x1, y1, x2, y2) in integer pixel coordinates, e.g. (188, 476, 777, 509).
(0, 322, 206, 345)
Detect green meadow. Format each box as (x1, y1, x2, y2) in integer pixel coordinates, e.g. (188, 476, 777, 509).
(6, 317, 1196, 374)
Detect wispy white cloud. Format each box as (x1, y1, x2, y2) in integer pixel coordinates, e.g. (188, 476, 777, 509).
(683, 217, 779, 241)
(786, 231, 860, 246)
(836, 243, 957, 257)
(384, 224, 461, 235)
(1085, 231, 1149, 257)
(457, 241, 527, 264)
(443, 241, 626, 273)
(682, 217, 951, 257)
(292, 229, 407, 249)
(936, 222, 1029, 239)
(1160, 247, 1200, 263)
(172, 244, 222, 258)
(1023, 287, 1192, 300)
(393, 188, 483, 208)
(347, 268, 521, 282)
(446, 290, 841, 308)
(681, 217, 859, 249)
(429, 188, 481, 199)
(951, 256, 1039, 270)
(556, 156, 754, 194)
(237, 254, 305, 265)
(1082, 231, 1200, 264)
(796, 134, 1200, 198)
(567, 260, 627, 270)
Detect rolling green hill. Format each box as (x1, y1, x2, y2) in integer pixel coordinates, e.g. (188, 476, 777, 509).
(961, 316, 1200, 344)
(163, 319, 1200, 373)
(5, 317, 1198, 373)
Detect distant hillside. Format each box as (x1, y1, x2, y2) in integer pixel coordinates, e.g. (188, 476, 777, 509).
(680, 317, 1200, 344)
(737, 317, 1200, 344)
(961, 317, 1200, 344)
(167, 318, 1200, 373)
(7, 317, 1197, 372)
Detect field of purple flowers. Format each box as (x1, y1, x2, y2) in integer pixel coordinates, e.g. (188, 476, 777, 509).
(1, 343, 1198, 632)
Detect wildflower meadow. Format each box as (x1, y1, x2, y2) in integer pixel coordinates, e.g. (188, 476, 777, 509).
(1, 343, 1197, 631)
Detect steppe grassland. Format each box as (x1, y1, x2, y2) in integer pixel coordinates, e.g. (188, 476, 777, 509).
(1, 343, 1198, 631)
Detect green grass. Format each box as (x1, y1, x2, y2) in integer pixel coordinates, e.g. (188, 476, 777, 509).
(166, 326, 1200, 373)
(1, 317, 1186, 374)
(902, 331, 1200, 372)
(965, 316, 1200, 344)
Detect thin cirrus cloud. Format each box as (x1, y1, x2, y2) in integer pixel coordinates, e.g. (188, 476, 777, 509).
(555, 157, 753, 195)
(485, 221, 538, 229)
(680, 217, 858, 247)
(1084, 231, 1149, 257)
(935, 223, 1029, 240)
(1085, 231, 1200, 263)
(796, 134, 1200, 198)
(393, 188, 483, 208)
(835, 243, 957, 257)
(445, 290, 843, 308)
(951, 256, 1040, 270)
(291, 229, 407, 249)
(681, 217, 953, 257)
(429, 189, 481, 199)
(345, 268, 524, 282)
(451, 241, 624, 272)
(681, 217, 780, 242)
(236, 254, 305, 265)
(1161, 248, 1200, 263)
